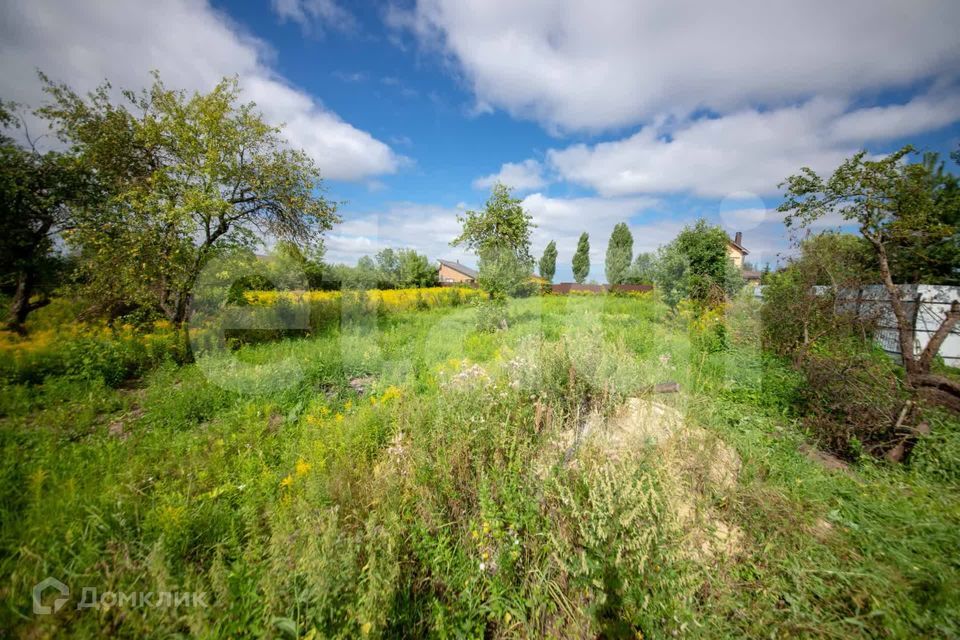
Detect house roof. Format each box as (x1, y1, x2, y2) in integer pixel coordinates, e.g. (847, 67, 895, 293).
(727, 238, 749, 255)
(742, 269, 762, 280)
(438, 259, 479, 279)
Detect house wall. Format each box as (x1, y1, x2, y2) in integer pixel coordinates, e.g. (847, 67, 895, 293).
(727, 244, 744, 268)
(438, 264, 474, 283)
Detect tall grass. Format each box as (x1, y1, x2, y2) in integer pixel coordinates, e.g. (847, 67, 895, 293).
(1, 294, 958, 637)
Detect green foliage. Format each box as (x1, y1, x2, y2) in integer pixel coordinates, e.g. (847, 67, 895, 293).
(572, 232, 590, 283)
(3, 291, 960, 638)
(796, 339, 908, 460)
(779, 146, 960, 386)
(38, 72, 339, 324)
(538, 240, 557, 283)
(452, 183, 534, 301)
(655, 219, 743, 306)
(604, 222, 633, 285)
(452, 182, 534, 263)
(0, 102, 96, 329)
(781, 145, 959, 285)
(760, 232, 876, 357)
(886, 152, 960, 284)
(0, 324, 184, 386)
(374, 248, 437, 288)
(624, 252, 656, 285)
(473, 297, 508, 333)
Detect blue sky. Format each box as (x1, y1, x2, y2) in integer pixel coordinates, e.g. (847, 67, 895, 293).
(2, 0, 959, 281)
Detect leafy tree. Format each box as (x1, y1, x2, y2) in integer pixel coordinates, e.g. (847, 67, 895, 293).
(371, 247, 436, 288)
(39, 72, 339, 328)
(605, 222, 633, 284)
(655, 219, 743, 306)
(884, 152, 960, 285)
(624, 252, 656, 285)
(538, 240, 557, 282)
(375, 248, 400, 285)
(572, 232, 590, 284)
(452, 182, 534, 299)
(761, 232, 876, 357)
(780, 146, 960, 408)
(396, 249, 437, 287)
(760, 263, 772, 285)
(0, 102, 97, 331)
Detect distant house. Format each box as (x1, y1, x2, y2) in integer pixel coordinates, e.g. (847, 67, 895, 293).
(726, 231, 763, 285)
(438, 259, 478, 284)
(742, 269, 762, 285)
(727, 231, 749, 269)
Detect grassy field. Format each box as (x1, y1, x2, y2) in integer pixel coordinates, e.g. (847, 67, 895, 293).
(1, 293, 959, 638)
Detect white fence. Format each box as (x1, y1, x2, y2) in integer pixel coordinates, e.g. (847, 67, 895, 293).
(753, 284, 960, 367)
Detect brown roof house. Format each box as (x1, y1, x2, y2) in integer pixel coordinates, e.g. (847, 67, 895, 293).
(727, 231, 762, 285)
(438, 259, 478, 284)
(726, 231, 749, 268)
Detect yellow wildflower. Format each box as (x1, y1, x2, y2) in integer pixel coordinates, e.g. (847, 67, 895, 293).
(280, 475, 294, 488)
(380, 385, 402, 403)
(295, 460, 312, 476)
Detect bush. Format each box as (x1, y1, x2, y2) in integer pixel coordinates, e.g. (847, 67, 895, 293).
(796, 339, 907, 460)
(0, 322, 183, 386)
(474, 297, 507, 333)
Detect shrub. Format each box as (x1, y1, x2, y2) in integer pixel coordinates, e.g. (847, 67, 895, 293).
(796, 339, 908, 460)
(0, 322, 182, 386)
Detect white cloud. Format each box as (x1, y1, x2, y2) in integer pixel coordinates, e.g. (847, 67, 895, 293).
(547, 99, 847, 197)
(828, 90, 960, 143)
(271, 0, 357, 35)
(521, 193, 663, 272)
(473, 159, 547, 191)
(0, 0, 401, 181)
(325, 203, 473, 264)
(391, 0, 960, 132)
(546, 93, 960, 198)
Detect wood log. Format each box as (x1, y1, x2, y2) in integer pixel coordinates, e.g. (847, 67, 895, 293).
(645, 381, 680, 394)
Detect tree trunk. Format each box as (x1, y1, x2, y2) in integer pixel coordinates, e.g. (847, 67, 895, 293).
(917, 300, 960, 373)
(869, 234, 919, 375)
(6, 270, 46, 333)
(171, 289, 195, 363)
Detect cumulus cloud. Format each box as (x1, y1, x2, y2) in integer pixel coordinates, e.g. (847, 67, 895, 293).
(473, 159, 547, 191)
(0, 0, 401, 181)
(545, 93, 960, 198)
(390, 0, 960, 132)
(325, 203, 473, 264)
(828, 90, 960, 143)
(521, 193, 663, 272)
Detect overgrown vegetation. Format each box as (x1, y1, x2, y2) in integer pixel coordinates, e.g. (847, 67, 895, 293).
(2, 294, 959, 637)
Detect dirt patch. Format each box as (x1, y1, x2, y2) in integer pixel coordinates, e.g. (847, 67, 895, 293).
(349, 375, 376, 395)
(799, 443, 850, 473)
(809, 518, 834, 543)
(268, 412, 284, 433)
(108, 420, 127, 439)
(107, 406, 144, 440)
(559, 396, 745, 561)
